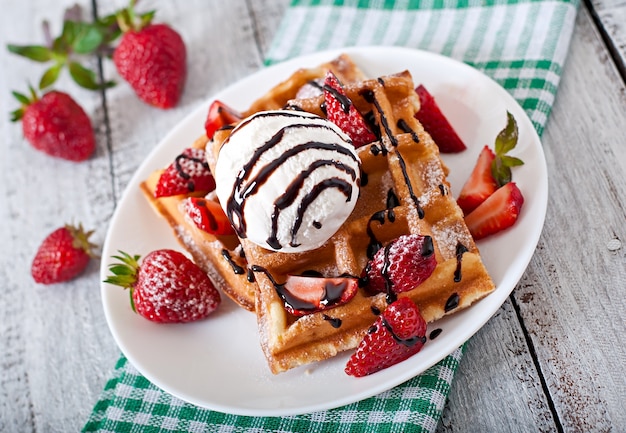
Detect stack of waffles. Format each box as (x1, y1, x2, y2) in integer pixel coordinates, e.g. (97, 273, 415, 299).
(141, 54, 495, 374)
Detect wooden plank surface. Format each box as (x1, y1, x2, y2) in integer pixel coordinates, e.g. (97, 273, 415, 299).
(589, 0, 626, 78)
(1, 0, 625, 432)
(440, 5, 626, 432)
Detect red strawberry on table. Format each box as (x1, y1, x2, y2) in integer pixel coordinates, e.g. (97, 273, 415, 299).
(464, 182, 524, 240)
(363, 234, 437, 300)
(113, 3, 186, 108)
(12, 89, 95, 162)
(183, 197, 235, 235)
(345, 297, 427, 377)
(105, 249, 221, 323)
(31, 223, 97, 284)
(154, 148, 215, 198)
(323, 71, 377, 148)
(204, 100, 242, 140)
(415, 84, 467, 153)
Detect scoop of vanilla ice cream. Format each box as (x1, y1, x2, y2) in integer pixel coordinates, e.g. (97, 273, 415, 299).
(214, 110, 361, 253)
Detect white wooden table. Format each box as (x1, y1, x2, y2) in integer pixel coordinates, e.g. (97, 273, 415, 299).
(1, 1, 624, 431)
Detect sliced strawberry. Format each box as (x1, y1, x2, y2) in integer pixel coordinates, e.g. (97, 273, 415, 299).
(204, 100, 242, 140)
(464, 182, 524, 240)
(323, 71, 376, 148)
(363, 234, 436, 299)
(457, 145, 498, 214)
(415, 84, 467, 153)
(277, 274, 358, 317)
(345, 297, 427, 377)
(183, 197, 235, 235)
(154, 148, 215, 198)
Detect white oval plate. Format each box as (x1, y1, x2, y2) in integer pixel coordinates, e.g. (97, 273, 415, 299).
(101, 46, 547, 416)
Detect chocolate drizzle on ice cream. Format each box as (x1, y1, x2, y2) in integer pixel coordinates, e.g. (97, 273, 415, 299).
(215, 110, 361, 252)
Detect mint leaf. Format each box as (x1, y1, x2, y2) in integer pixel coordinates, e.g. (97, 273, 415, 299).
(494, 111, 518, 155)
(491, 111, 524, 187)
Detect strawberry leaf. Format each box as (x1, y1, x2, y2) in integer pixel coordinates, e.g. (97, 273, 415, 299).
(491, 111, 524, 187)
(491, 158, 512, 186)
(72, 24, 104, 54)
(68, 61, 101, 90)
(11, 88, 37, 121)
(494, 111, 518, 155)
(500, 155, 524, 168)
(12, 90, 31, 105)
(10, 108, 24, 122)
(39, 64, 63, 89)
(7, 44, 52, 62)
(139, 10, 157, 28)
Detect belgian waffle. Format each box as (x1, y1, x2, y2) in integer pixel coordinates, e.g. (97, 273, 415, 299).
(210, 70, 495, 373)
(142, 55, 495, 374)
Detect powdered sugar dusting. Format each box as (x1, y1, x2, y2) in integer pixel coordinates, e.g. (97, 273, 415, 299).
(134, 250, 220, 323)
(431, 221, 473, 260)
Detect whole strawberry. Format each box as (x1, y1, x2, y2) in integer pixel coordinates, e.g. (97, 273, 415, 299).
(12, 89, 95, 161)
(31, 223, 97, 284)
(105, 249, 220, 323)
(113, 3, 186, 108)
(345, 297, 427, 377)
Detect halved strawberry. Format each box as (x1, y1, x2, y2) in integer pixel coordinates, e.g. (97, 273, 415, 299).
(457, 145, 498, 215)
(362, 234, 436, 300)
(277, 274, 358, 317)
(464, 182, 524, 240)
(415, 84, 466, 153)
(323, 71, 376, 148)
(183, 197, 235, 235)
(345, 297, 427, 377)
(457, 111, 524, 215)
(154, 148, 215, 198)
(204, 100, 242, 140)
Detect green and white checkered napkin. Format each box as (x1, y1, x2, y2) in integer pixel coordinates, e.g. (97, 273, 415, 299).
(84, 0, 578, 431)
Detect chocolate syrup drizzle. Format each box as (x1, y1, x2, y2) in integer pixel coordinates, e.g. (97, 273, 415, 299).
(379, 316, 426, 347)
(251, 265, 356, 314)
(366, 189, 400, 259)
(323, 83, 352, 113)
(175, 153, 210, 192)
(359, 88, 425, 219)
(454, 242, 469, 282)
(429, 328, 443, 340)
(397, 118, 420, 143)
(323, 315, 342, 328)
(221, 249, 244, 275)
(225, 112, 360, 250)
(445, 293, 460, 312)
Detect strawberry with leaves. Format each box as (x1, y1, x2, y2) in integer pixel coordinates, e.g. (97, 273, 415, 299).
(112, 1, 187, 109)
(458, 112, 525, 239)
(105, 250, 221, 323)
(12, 86, 96, 161)
(31, 223, 98, 284)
